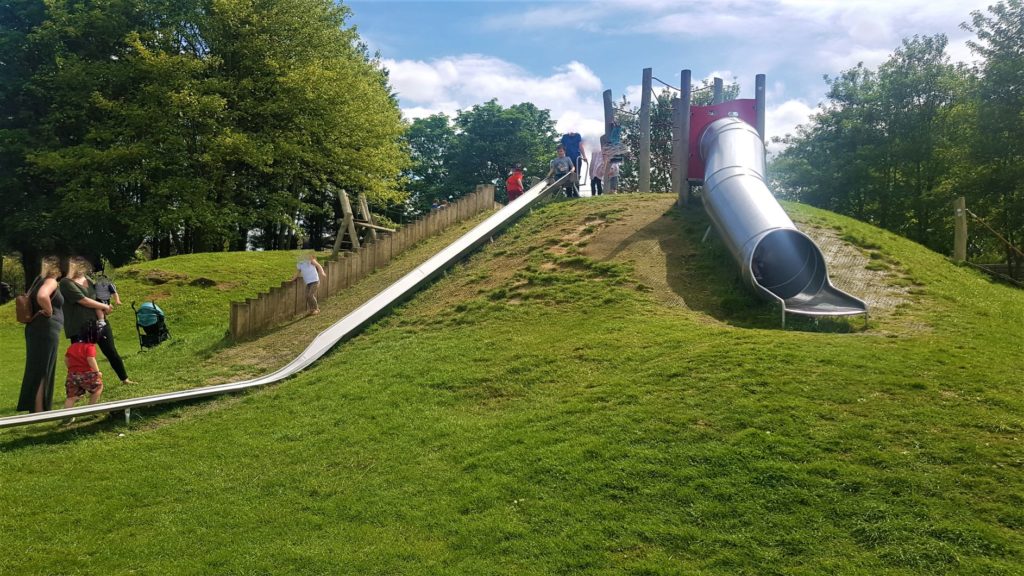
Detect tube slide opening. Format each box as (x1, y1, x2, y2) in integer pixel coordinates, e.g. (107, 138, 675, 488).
(750, 229, 826, 300)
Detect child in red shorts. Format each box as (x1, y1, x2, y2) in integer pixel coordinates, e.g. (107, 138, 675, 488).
(63, 340, 104, 409)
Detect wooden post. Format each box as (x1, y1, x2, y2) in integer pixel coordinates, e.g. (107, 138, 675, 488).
(335, 189, 360, 253)
(639, 67, 652, 193)
(339, 254, 351, 289)
(357, 193, 378, 243)
(755, 74, 766, 143)
(362, 245, 373, 278)
(230, 301, 246, 340)
(671, 97, 682, 203)
(268, 286, 281, 325)
(679, 69, 692, 207)
(485, 184, 495, 209)
(713, 77, 724, 104)
(603, 89, 614, 136)
(954, 196, 967, 262)
(602, 89, 615, 187)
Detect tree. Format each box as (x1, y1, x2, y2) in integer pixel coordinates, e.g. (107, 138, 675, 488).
(0, 0, 409, 268)
(0, 0, 66, 282)
(404, 114, 457, 213)
(771, 36, 967, 252)
(446, 100, 559, 202)
(962, 0, 1024, 273)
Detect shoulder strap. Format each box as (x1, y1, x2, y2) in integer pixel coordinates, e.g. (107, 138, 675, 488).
(27, 276, 43, 313)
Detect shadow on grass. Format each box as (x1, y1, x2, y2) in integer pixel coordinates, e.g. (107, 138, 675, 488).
(608, 203, 863, 333)
(0, 388, 268, 451)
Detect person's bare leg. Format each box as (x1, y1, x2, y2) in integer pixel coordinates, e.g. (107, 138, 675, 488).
(34, 379, 45, 412)
(87, 385, 103, 405)
(64, 395, 79, 410)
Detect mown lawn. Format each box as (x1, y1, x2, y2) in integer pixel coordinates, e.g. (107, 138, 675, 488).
(0, 250, 318, 406)
(0, 195, 1022, 575)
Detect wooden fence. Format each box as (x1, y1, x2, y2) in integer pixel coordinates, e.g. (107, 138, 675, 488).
(229, 185, 496, 340)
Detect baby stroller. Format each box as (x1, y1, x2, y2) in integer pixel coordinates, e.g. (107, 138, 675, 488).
(132, 301, 170, 350)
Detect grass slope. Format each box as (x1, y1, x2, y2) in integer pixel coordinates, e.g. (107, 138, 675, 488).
(0, 250, 317, 404)
(1, 194, 1022, 575)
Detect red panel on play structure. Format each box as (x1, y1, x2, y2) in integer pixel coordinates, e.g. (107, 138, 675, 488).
(688, 99, 758, 182)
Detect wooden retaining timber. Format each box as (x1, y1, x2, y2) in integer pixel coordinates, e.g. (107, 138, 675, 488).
(229, 185, 496, 340)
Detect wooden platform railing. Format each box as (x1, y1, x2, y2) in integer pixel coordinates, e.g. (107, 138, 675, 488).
(229, 185, 496, 340)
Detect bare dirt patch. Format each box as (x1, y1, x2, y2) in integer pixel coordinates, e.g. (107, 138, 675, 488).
(580, 194, 918, 328)
(580, 195, 692, 309)
(801, 224, 911, 315)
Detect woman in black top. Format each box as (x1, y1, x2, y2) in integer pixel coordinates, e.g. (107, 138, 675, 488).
(60, 257, 134, 385)
(17, 257, 64, 413)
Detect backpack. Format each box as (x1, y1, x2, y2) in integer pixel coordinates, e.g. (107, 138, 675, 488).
(15, 294, 34, 323)
(15, 277, 41, 324)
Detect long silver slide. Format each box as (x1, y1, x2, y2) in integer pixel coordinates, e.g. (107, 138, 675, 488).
(0, 176, 570, 430)
(700, 117, 867, 325)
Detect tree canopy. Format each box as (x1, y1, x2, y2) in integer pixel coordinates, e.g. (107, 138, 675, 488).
(771, 1, 1023, 273)
(403, 100, 559, 211)
(0, 0, 408, 274)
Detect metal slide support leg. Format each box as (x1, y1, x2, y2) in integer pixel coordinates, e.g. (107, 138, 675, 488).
(701, 226, 713, 243)
(125, 408, 131, 425)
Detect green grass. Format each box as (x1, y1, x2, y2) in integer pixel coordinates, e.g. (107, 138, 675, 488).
(1, 195, 1022, 574)
(0, 250, 329, 403)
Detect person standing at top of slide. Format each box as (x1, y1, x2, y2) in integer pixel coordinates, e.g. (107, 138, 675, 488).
(560, 131, 586, 182)
(545, 145, 578, 198)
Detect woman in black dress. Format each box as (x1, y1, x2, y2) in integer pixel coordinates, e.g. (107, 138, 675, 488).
(17, 257, 64, 413)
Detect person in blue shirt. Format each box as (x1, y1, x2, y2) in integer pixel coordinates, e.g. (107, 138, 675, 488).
(560, 131, 586, 183)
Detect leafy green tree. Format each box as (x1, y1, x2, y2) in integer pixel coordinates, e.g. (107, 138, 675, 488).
(0, 0, 65, 282)
(962, 0, 1024, 273)
(0, 0, 408, 265)
(876, 35, 965, 244)
(183, 0, 408, 251)
(404, 114, 457, 213)
(446, 100, 559, 202)
(771, 36, 966, 252)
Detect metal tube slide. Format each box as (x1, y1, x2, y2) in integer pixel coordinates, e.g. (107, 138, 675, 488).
(0, 176, 570, 430)
(699, 117, 867, 319)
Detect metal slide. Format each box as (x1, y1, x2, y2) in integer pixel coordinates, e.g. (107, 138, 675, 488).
(700, 117, 867, 325)
(0, 176, 570, 430)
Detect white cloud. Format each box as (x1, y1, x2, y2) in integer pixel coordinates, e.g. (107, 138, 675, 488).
(384, 56, 608, 150)
(946, 36, 981, 67)
(623, 84, 643, 107)
(381, 0, 995, 159)
(765, 99, 815, 155)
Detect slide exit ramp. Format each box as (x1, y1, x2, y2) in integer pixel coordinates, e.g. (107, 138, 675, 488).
(700, 117, 867, 326)
(0, 176, 571, 430)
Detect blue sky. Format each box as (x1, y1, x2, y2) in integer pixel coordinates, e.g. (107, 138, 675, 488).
(349, 0, 989, 154)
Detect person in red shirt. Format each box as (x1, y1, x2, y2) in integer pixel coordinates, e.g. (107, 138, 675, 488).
(505, 164, 525, 202)
(63, 340, 104, 410)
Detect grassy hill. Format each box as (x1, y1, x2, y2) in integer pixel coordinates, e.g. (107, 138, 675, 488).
(1, 194, 1021, 574)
